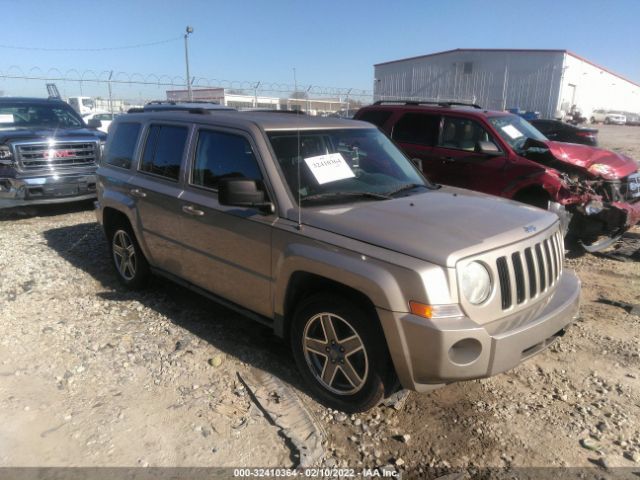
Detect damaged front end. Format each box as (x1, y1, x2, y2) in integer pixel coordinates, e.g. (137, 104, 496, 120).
(529, 141, 640, 252)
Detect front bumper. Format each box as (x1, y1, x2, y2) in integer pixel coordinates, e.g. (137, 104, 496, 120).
(379, 270, 580, 392)
(0, 173, 97, 208)
(612, 199, 640, 228)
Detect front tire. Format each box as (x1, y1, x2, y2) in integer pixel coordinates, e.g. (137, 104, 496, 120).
(108, 223, 150, 289)
(291, 293, 393, 413)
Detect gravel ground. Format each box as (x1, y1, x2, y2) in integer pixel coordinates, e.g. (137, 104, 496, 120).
(0, 125, 639, 475)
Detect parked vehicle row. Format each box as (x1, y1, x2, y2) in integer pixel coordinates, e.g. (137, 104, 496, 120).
(5, 97, 638, 412)
(354, 101, 640, 252)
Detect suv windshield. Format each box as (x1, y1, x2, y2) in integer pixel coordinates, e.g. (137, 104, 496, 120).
(0, 103, 84, 129)
(489, 114, 547, 152)
(267, 128, 428, 204)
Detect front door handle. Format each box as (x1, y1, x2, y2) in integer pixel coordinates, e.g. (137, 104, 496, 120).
(130, 188, 147, 198)
(182, 205, 205, 217)
(441, 156, 456, 163)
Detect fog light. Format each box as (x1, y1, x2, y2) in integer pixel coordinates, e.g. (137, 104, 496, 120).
(448, 338, 482, 365)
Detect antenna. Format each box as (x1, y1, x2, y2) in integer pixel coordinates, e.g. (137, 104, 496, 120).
(296, 124, 302, 230)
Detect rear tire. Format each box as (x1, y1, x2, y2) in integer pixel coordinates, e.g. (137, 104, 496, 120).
(108, 222, 150, 289)
(290, 293, 393, 413)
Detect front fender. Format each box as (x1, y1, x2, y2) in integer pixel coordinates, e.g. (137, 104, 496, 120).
(273, 242, 407, 319)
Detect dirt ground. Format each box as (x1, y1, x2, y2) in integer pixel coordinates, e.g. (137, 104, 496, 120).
(0, 125, 639, 477)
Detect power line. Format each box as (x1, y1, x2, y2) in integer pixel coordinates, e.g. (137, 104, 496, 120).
(0, 37, 182, 52)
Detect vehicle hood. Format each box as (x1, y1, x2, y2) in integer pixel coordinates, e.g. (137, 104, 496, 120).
(300, 187, 558, 267)
(0, 127, 106, 143)
(545, 140, 638, 179)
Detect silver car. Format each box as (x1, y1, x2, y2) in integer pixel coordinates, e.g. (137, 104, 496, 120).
(95, 110, 580, 412)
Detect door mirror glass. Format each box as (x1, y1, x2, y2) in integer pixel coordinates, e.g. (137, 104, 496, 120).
(475, 140, 501, 155)
(218, 178, 273, 213)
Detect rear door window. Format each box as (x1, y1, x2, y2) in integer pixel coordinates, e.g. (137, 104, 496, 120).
(191, 130, 262, 190)
(139, 124, 189, 181)
(392, 113, 440, 146)
(104, 122, 141, 169)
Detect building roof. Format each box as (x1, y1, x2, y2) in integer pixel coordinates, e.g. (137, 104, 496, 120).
(374, 48, 640, 88)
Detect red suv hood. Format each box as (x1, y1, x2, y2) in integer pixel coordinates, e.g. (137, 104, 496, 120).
(545, 141, 638, 179)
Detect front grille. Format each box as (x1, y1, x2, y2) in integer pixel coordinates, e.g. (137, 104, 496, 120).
(495, 230, 563, 310)
(623, 172, 640, 201)
(16, 142, 97, 170)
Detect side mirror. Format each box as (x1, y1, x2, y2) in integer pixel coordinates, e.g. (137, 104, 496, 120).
(410, 157, 423, 170)
(87, 118, 102, 129)
(218, 178, 274, 213)
(522, 137, 550, 154)
(475, 141, 502, 156)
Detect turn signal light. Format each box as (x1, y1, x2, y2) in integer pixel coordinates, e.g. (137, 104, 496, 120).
(409, 301, 464, 319)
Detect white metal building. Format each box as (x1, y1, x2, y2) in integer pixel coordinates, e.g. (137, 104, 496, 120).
(373, 49, 640, 119)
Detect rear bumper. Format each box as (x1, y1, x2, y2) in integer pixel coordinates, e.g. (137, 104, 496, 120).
(379, 270, 580, 392)
(0, 173, 97, 208)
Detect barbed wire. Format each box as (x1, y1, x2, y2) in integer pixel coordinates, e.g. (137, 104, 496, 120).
(0, 37, 182, 52)
(0, 66, 374, 99)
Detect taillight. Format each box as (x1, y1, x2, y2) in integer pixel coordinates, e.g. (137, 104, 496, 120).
(576, 131, 595, 138)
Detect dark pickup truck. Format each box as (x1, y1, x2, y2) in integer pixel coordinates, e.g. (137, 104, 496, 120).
(0, 97, 106, 208)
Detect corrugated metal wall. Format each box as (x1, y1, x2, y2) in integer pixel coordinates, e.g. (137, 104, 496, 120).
(374, 50, 565, 118)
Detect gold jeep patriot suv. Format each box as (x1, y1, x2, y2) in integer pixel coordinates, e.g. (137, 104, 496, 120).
(95, 109, 581, 412)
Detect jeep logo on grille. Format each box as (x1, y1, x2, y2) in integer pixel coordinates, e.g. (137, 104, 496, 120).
(523, 225, 537, 233)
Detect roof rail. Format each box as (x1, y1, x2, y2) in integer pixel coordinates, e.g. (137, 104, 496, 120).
(127, 107, 215, 114)
(146, 100, 223, 105)
(373, 100, 482, 109)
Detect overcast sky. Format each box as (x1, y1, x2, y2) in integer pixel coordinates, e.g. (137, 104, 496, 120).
(1, 0, 638, 100)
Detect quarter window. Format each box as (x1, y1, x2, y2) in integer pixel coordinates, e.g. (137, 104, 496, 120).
(357, 110, 393, 128)
(104, 122, 141, 169)
(393, 113, 440, 146)
(439, 117, 494, 151)
(140, 124, 189, 181)
(192, 130, 262, 189)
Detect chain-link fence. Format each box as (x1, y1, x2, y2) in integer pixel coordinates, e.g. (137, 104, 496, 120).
(0, 66, 377, 115)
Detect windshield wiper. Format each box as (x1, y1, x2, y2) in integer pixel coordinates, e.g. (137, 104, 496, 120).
(385, 183, 429, 196)
(301, 191, 391, 203)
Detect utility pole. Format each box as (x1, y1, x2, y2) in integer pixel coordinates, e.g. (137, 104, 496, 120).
(108, 71, 114, 114)
(184, 26, 194, 101)
(253, 81, 260, 108)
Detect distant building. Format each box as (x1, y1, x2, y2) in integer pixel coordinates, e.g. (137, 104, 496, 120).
(373, 49, 640, 118)
(166, 88, 348, 115)
(166, 87, 280, 110)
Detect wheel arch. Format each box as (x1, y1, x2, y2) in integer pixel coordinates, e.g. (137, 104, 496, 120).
(512, 184, 553, 209)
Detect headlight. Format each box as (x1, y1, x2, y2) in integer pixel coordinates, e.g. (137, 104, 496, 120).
(460, 261, 492, 305)
(0, 145, 13, 166)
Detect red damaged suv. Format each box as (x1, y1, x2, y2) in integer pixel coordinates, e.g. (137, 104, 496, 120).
(355, 101, 640, 251)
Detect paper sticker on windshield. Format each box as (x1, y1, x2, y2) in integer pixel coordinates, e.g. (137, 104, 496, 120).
(304, 153, 355, 185)
(0, 114, 15, 123)
(501, 124, 524, 139)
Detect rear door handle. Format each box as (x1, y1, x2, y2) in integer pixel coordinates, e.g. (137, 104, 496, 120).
(182, 205, 205, 217)
(130, 188, 147, 198)
(441, 156, 456, 163)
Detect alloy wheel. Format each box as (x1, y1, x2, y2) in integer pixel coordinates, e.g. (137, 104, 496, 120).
(302, 312, 369, 395)
(112, 230, 137, 281)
